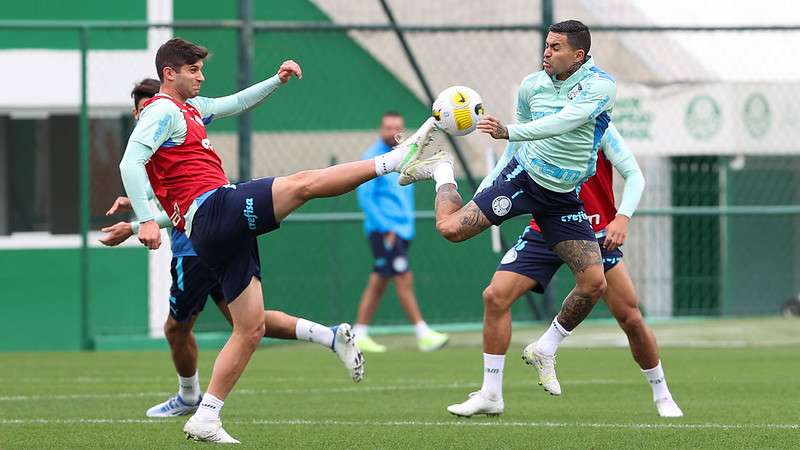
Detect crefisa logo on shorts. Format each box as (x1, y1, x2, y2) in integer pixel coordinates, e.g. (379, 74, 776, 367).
(243, 197, 258, 230)
(561, 211, 589, 223)
(492, 196, 512, 216)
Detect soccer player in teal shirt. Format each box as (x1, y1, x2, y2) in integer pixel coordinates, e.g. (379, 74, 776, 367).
(400, 19, 619, 411)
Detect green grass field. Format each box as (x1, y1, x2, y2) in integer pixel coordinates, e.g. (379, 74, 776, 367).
(2, 318, 799, 449)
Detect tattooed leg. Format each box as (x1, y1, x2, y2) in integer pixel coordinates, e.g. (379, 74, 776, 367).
(434, 185, 492, 242)
(553, 239, 606, 331)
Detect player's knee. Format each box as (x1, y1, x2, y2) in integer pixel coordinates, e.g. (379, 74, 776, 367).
(436, 219, 464, 242)
(164, 319, 191, 343)
(235, 321, 266, 348)
(577, 275, 607, 300)
(482, 285, 512, 311)
(618, 309, 645, 335)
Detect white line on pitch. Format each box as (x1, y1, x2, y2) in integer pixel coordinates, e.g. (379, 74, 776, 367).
(0, 418, 797, 430)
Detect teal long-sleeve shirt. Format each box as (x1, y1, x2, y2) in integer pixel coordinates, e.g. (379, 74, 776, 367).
(477, 122, 644, 220)
(119, 75, 283, 225)
(507, 57, 616, 193)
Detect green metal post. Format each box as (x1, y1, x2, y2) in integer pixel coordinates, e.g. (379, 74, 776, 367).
(238, 0, 253, 182)
(719, 157, 732, 316)
(79, 26, 92, 350)
(541, 0, 554, 49)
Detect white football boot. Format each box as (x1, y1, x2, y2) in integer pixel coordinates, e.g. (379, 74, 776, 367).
(655, 396, 684, 417)
(183, 416, 240, 444)
(522, 341, 562, 396)
(447, 391, 504, 417)
(399, 151, 452, 187)
(392, 117, 441, 178)
(146, 394, 201, 417)
(331, 323, 365, 383)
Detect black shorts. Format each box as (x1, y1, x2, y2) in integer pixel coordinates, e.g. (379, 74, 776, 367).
(367, 232, 411, 277)
(497, 227, 624, 293)
(189, 178, 280, 302)
(472, 157, 596, 248)
(169, 255, 225, 323)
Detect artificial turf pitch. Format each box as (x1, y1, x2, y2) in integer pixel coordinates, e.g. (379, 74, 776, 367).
(1, 320, 798, 449)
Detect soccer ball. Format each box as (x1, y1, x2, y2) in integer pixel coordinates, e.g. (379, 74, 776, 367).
(431, 86, 484, 136)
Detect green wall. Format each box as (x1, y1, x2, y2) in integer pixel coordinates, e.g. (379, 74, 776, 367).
(0, 247, 148, 351)
(0, 1, 146, 49)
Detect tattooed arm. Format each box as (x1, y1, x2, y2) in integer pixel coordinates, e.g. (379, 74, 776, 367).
(552, 239, 605, 330)
(434, 185, 492, 242)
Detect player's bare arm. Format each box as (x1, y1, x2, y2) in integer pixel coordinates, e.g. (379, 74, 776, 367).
(434, 185, 492, 242)
(106, 196, 132, 215)
(552, 239, 603, 330)
(99, 221, 134, 247)
(477, 115, 509, 140)
(604, 214, 630, 250)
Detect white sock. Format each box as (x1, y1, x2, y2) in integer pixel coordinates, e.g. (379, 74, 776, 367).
(295, 318, 335, 349)
(642, 361, 672, 401)
(480, 353, 505, 401)
(414, 321, 431, 340)
(374, 147, 410, 175)
(194, 393, 224, 421)
(433, 162, 456, 191)
(352, 323, 368, 340)
(178, 372, 201, 405)
(536, 317, 571, 356)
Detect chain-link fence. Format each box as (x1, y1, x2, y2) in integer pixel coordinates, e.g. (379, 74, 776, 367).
(1, 0, 799, 348)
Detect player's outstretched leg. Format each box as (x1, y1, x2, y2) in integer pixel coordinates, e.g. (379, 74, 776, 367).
(271, 118, 438, 223)
(266, 311, 365, 382)
(522, 239, 606, 396)
(604, 262, 682, 417)
(448, 271, 534, 417)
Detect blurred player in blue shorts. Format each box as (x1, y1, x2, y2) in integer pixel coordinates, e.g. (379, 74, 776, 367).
(353, 112, 449, 353)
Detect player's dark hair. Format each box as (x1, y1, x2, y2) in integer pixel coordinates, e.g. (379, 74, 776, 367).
(131, 78, 161, 108)
(381, 111, 403, 123)
(549, 20, 591, 56)
(155, 38, 209, 81)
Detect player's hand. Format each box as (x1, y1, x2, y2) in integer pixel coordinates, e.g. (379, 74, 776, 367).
(277, 60, 302, 84)
(99, 221, 134, 247)
(106, 196, 132, 215)
(604, 214, 630, 251)
(383, 231, 397, 249)
(138, 220, 161, 250)
(477, 115, 509, 140)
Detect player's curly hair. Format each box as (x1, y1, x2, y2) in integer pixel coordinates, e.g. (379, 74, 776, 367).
(155, 38, 209, 81)
(549, 20, 591, 56)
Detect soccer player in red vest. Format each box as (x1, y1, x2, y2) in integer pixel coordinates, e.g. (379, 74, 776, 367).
(119, 38, 440, 443)
(101, 79, 376, 419)
(447, 124, 683, 418)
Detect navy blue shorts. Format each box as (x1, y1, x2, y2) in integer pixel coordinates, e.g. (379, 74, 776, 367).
(367, 232, 411, 277)
(189, 178, 280, 302)
(497, 227, 624, 293)
(473, 157, 596, 248)
(169, 255, 225, 323)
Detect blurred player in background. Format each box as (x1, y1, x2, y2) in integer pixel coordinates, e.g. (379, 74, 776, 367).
(353, 111, 449, 353)
(447, 124, 683, 418)
(102, 78, 365, 419)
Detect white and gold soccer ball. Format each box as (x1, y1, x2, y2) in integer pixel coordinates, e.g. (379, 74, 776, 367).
(431, 85, 484, 136)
